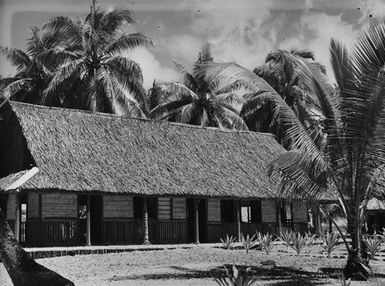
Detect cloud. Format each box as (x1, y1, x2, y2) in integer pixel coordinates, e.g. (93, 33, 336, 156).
(128, 47, 178, 89)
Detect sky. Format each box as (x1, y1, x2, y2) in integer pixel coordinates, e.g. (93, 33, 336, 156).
(0, 0, 385, 88)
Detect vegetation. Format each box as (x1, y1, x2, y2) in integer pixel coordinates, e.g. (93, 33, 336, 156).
(148, 44, 248, 130)
(241, 234, 258, 254)
(279, 230, 294, 252)
(214, 265, 258, 286)
(364, 236, 382, 260)
(221, 235, 237, 250)
(257, 232, 273, 255)
(2, 1, 385, 283)
(321, 232, 340, 258)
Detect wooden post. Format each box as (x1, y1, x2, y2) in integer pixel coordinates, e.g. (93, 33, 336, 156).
(317, 207, 322, 233)
(143, 198, 150, 245)
(235, 200, 241, 242)
(277, 200, 282, 235)
(194, 199, 199, 244)
(86, 195, 91, 246)
(14, 193, 20, 242)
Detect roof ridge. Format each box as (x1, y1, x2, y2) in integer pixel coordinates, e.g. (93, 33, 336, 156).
(8, 101, 276, 137)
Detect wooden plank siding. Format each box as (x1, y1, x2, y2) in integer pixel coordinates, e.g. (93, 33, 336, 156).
(261, 200, 277, 222)
(6, 193, 16, 220)
(27, 193, 39, 218)
(292, 201, 308, 222)
(41, 194, 77, 218)
(103, 195, 133, 218)
(207, 199, 221, 222)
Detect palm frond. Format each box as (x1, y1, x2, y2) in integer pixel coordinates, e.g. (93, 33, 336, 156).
(0, 47, 31, 71)
(172, 59, 199, 92)
(43, 58, 85, 103)
(105, 33, 152, 56)
(205, 62, 327, 171)
(100, 7, 136, 35)
(0, 78, 32, 99)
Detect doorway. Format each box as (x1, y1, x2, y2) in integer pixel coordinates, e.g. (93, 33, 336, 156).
(90, 195, 103, 245)
(187, 199, 207, 243)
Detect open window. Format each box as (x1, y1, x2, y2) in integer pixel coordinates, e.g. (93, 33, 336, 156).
(241, 200, 262, 223)
(280, 202, 293, 227)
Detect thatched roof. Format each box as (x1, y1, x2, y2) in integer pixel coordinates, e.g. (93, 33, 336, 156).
(0, 101, 285, 199)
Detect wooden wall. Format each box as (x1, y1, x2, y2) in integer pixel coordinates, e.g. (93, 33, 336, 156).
(158, 198, 171, 220)
(261, 200, 276, 222)
(292, 201, 308, 222)
(172, 198, 186, 219)
(41, 194, 77, 218)
(27, 193, 39, 218)
(207, 199, 221, 222)
(6, 193, 16, 220)
(103, 195, 133, 218)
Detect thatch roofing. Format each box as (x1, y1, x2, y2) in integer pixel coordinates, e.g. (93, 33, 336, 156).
(0, 101, 285, 199)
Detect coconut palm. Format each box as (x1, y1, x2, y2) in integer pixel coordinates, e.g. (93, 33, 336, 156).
(42, 6, 152, 116)
(202, 21, 385, 279)
(245, 50, 329, 149)
(149, 44, 248, 130)
(0, 27, 54, 104)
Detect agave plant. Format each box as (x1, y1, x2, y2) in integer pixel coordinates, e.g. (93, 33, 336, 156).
(241, 233, 258, 254)
(221, 235, 237, 250)
(289, 233, 307, 256)
(364, 236, 382, 260)
(304, 232, 317, 247)
(279, 230, 293, 252)
(321, 232, 340, 258)
(257, 232, 273, 255)
(214, 265, 258, 286)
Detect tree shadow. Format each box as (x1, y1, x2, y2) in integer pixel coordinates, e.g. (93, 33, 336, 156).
(109, 264, 331, 284)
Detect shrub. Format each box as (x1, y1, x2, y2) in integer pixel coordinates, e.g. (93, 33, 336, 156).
(257, 232, 273, 255)
(279, 230, 293, 251)
(289, 233, 307, 256)
(364, 236, 382, 260)
(321, 232, 340, 258)
(214, 265, 258, 286)
(221, 235, 237, 250)
(241, 233, 258, 254)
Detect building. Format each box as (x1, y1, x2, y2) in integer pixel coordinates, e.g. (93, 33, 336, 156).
(0, 101, 310, 247)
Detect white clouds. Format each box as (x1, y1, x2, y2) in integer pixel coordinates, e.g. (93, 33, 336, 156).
(128, 47, 178, 89)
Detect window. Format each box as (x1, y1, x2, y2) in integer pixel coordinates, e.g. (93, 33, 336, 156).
(241, 200, 262, 223)
(280, 202, 293, 226)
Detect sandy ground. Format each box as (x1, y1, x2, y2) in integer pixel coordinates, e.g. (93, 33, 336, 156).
(1, 243, 385, 285)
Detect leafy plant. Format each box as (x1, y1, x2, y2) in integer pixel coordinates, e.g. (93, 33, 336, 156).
(279, 230, 293, 252)
(289, 233, 307, 256)
(339, 273, 351, 286)
(257, 232, 273, 255)
(364, 236, 382, 260)
(321, 232, 340, 258)
(304, 232, 317, 247)
(221, 235, 237, 250)
(241, 233, 258, 254)
(214, 265, 258, 286)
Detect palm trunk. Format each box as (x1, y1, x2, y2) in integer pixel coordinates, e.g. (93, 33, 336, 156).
(0, 207, 74, 286)
(343, 205, 371, 280)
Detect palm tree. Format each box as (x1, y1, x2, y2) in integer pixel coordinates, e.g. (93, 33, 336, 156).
(245, 50, 329, 149)
(202, 20, 385, 279)
(0, 27, 54, 104)
(42, 6, 152, 116)
(149, 44, 248, 130)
